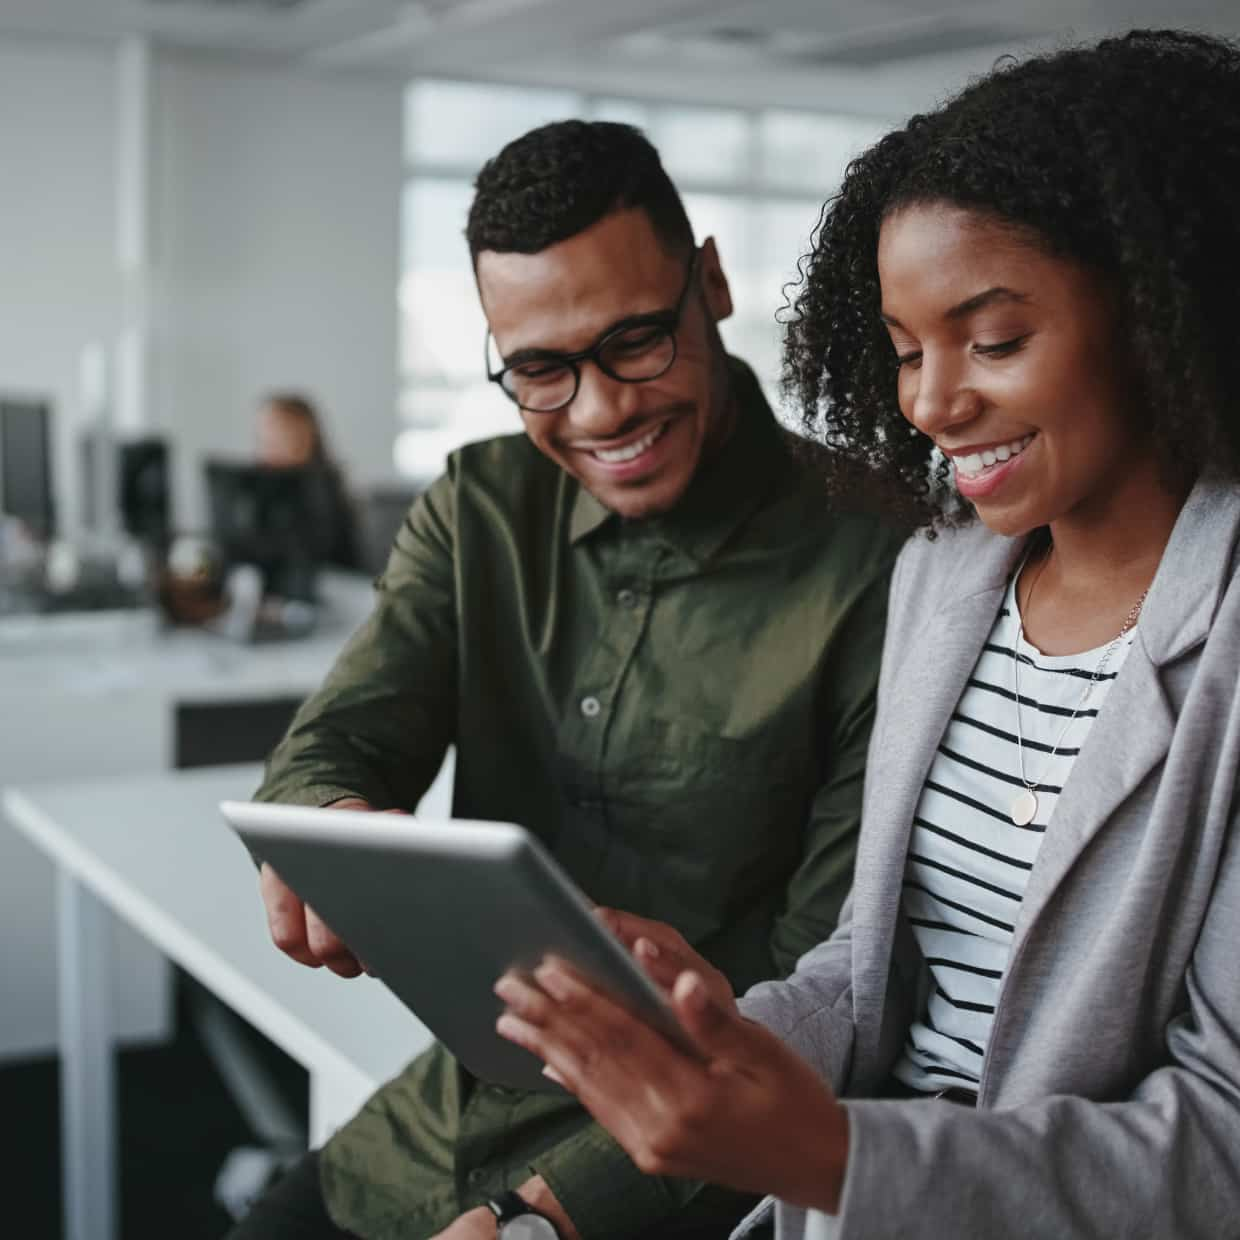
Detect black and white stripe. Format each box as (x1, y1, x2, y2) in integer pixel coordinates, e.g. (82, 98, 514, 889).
(892, 577, 1135, 1096)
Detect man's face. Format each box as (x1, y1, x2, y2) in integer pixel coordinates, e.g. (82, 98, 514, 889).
(476, 208, 735, 520)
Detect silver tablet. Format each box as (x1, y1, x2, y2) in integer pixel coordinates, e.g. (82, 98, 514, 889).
(220, 800, 697, 1092)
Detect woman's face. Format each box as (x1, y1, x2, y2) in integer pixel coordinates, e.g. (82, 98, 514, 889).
(876, 202, 1152, 538)
(256, 404, 317, 469)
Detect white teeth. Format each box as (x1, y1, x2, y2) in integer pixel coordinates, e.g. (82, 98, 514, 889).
(954, 434, 1033, 480)
(592, 422, 667, 464)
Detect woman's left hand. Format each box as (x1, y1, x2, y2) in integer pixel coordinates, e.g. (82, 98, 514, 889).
(494, 960, 849, 1213)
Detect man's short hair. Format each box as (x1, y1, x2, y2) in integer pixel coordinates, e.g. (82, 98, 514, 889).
(466, 120, 695, 264)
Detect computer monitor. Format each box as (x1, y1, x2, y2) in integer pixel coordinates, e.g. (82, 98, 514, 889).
(119, 437, 171, 545)
(0, 399, 54, 539)
(204, 460, 321, 602)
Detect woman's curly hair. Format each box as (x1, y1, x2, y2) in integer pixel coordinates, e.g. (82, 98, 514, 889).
(784, 29, 1240, 528)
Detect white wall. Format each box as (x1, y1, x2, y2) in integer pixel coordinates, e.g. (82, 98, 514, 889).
(0, 36, 121, 535)
(0, 38, 402, 537)
(0, 41, 401, 1057)
(153, 52, 402, 529)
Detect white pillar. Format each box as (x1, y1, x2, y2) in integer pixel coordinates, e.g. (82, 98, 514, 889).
(58, 872, 118, 1240)
(115, 37, 155, 438)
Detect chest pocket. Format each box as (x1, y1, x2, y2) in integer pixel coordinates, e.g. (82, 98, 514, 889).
(611, 715, 806, 859)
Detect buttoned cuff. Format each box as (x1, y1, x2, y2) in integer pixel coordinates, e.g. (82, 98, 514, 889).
(254, 781, 370, 809)
(530, 1122, 702, 1240)
(241, 783, 369, 869)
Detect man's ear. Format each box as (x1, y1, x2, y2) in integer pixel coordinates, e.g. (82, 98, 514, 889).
(698, 237, 734, 324)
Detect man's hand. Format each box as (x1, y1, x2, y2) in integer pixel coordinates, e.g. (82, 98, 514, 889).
(429, 1177, 580, 1240)
(258, 795, 384, 978)
(495, 960, 848, 1214)
(428, 1206, 494, 1240)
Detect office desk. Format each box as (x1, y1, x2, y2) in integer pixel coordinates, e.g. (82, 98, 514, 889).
(0, 571, 378, 1061)
(3, 762, 446, 1240)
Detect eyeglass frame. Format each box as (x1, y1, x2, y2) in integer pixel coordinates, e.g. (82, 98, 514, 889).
(484, 247, 701, 413)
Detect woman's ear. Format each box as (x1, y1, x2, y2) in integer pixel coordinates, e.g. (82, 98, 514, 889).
(698, 237, 734, 324)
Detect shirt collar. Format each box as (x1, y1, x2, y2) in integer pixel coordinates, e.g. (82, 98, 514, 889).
(568, 356, 784, 562)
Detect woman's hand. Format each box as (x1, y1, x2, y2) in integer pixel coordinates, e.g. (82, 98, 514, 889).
(591, 907, 735, 1013)
(494, 958, 849, 1213)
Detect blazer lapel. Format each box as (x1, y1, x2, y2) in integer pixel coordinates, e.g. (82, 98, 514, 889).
(1008, 647, 1174, 951)
(852, 541, 1019, 1048)
(1009, 474, 1240, 958)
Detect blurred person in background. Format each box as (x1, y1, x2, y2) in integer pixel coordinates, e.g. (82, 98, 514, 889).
(255, 392, 360, 571)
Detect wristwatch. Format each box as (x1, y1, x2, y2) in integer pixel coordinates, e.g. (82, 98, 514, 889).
(486, 1190, 562, 1239)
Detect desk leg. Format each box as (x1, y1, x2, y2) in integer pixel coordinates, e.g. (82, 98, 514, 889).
(58, 870, 117, 1240)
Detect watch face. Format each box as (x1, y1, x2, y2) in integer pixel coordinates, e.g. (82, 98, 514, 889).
(501, 1215, 558, 1240)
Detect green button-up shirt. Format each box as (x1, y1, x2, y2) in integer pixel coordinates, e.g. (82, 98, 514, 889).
(256, 359, 903, 1240)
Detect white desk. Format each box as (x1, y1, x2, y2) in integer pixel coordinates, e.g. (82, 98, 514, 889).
(0, 571, 377, 1060)
(3, 761, 447, 1240)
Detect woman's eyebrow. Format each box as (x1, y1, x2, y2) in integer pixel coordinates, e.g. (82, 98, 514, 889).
(945, 286, 1031, 320)
(880, 287, 1031, 329)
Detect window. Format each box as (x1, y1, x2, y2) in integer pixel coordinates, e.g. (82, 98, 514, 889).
(397, 81, 890, 480)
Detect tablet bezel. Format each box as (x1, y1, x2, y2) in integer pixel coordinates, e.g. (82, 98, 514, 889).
(220, 799, 698, 1092)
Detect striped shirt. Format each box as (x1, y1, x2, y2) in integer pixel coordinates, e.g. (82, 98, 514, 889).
(892, 571, 1136, 1096)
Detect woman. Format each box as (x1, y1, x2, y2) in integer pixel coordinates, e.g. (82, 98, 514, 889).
(493, 30, 1240, 1239)
(256, 392, 360, 571)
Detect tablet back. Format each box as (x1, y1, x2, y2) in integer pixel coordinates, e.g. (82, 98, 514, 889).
(221, 801, 687, 1092)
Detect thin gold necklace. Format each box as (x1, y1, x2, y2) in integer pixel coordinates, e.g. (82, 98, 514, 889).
(1009, 545, 1147, 827)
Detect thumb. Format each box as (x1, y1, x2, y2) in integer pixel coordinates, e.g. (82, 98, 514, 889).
(672, 970, 749, 1055)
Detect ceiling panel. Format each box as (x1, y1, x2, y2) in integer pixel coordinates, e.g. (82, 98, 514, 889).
(0, 0, 1236, 107)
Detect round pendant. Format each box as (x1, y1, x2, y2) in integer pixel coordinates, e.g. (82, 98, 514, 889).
(1011, 788, 1039, 826)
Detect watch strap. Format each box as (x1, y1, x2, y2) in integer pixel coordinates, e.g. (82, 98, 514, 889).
(486, 1190, 561, 1237)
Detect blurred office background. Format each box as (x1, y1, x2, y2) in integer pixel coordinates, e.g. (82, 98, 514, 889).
(1, 1, 1235, 1237)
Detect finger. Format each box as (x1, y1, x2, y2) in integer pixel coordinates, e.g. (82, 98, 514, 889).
(671, 971, 767, 1068)
(497, 1000, 710, 1179)
(260, 864, 319, 967)
(631, 936, 695, 993)
(594, 911, 707, 982)
(499, 968, 612, 1070)
(594, 908, 683, 951)
(494, 970, 557, 1026)
(496, 1011, 584, 1086)
(305, 905, 363, 978)
(534, 956, 605, 1005)
(532, 959, 710, 1097)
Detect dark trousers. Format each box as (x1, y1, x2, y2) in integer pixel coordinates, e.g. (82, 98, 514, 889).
(224, 1150, 758, 1239)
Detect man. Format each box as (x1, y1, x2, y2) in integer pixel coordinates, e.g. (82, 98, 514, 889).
(233, 120, 902, 1240)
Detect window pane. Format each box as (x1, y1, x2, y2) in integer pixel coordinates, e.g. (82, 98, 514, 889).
(399, 179, 480, 381)
(754, 199, 825, 288)
(751, 200, 829, 424)
(681, 192, 752, 270)
(651, 107, 750, 185)
(757, 111, 890, 193)
(588, 98, 654, 132)
(405, 80, 581, 169)
(395, 381, 514, 479)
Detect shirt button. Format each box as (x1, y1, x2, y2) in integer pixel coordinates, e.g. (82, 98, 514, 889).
(616, 588, 638, 609)
(580, 695, 601, 718)
(468, 1168, 486, 1185)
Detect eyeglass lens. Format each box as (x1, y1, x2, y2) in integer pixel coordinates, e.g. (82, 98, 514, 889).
(502, 322, 677, 412)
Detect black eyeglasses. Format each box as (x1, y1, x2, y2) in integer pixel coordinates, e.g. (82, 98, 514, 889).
(485, 250, 700, 413)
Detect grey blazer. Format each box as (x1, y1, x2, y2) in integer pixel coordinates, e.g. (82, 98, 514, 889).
(736, 475, 1240, 1240)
